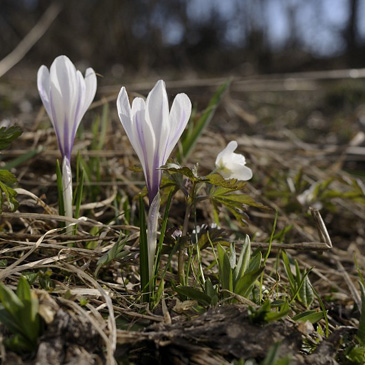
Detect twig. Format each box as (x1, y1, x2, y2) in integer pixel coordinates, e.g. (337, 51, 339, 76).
(0, 2, 62, 78)
(250, 241, 331, 251)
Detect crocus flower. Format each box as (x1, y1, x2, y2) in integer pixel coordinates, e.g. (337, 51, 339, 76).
(215, 141, 253, 181)
(117, 80, 192, 280)
(37, 55, 97, 221)
(117, 80, 192, 202)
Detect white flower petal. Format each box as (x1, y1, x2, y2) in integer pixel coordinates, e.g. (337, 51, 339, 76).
(83, 67, 97, 114)
(37, 65, 52, 116)
(165, 93, 192, 161)
(146, 80, 170, 154)
(38, 55, 96, 161)
(116, 80, 192, 201)
(117, 87, 132, 135)
(216, 141, 238, 168)
(132, 98, 157, 195)
(49, 56, 77, 111)
(215, 141, 252, 181)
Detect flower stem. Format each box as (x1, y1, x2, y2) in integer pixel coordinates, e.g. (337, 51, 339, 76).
(62, 157, 73, 234)
(147, 193, 160, 290)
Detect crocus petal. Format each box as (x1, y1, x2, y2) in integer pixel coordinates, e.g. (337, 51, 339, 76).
(50, 56, 77, 118)
(132, 97, 158, 199)
(49, 84, 67, 157)
(37, 55, 96, 161)
(82, 67, 97, 116)
(72, 70, 86, 136)
(37, 65, 52, 117)
(117, 80, 192, 202)
(146, 80, 170, 140)
(165, 93, 192, 160)
(117, 87, 133, 139)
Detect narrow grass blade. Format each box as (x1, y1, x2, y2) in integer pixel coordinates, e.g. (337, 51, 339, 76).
(97, 103, 109, 150)
(74, 167, 84, 220)
(358, 282, 365, 344)
(3, 148, 41, 170)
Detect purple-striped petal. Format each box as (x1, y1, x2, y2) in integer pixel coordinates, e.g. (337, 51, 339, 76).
(117, 80, 192, 202)
(37, 55, 96, 160)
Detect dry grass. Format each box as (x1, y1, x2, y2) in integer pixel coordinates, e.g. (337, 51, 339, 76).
(0, 74, 364, 364)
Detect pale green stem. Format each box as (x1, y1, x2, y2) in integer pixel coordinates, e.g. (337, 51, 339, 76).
(62, 157, 73, 234)
(147, 192, 160, 287)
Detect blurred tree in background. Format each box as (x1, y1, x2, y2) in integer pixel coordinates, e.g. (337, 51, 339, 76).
(0, 0, 364, 77)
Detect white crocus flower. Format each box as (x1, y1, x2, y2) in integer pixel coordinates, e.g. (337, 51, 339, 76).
(215, 141, 253, 181)
(117, 80, 192, 278)
(117, 80, 191, 202)
(37, 55, 97, 224)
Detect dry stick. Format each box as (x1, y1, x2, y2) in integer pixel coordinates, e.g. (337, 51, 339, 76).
(1, 212, 138, 231)
(0, 227, 59, 280)
(62, 263, 116, 364)
(336, 259, 362, 311)
(57, 297, 116, 365)
(0, 2, 62, 78)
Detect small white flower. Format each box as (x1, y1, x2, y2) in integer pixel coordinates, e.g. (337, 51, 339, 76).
(215, 141, 253, 181)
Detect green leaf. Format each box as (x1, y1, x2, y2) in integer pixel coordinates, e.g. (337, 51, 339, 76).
(161, 163, 205, 183)
(207, 173, 248, 191)
(235, 267, 264, 297)
(217, 244, 233, 291)
(0, 170, 17, 185)
(175, 286, 212, 306)
(261, 342, 281, 365)
(205, 278, 218, 306)
(95, 236, 129, 277)
(358, 282, 365, 345)
(3, 148, 41, 170)
(0, 283, 24, 318)
(228, 243, 236, 270)
(0, 126, 22, 150)
(292, 310, 324, 324)
(233, 235, 251, 284)
(0, 179, 18, 212)
(299, 274, 314, 308)
(178, 79, 231, 162)
(4, 332, 34, 353)
(73, 164, 84, 220)
(282, 251, 296, 294)
(16, 277, 31, 302)
(346, 345, 365, 364)
(264, 301, 290, 322)
(0, 306, 24, 336)
(250, 300, 289, 324)
(247, 250, 262, 273)
(56, 160, 65, 218)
